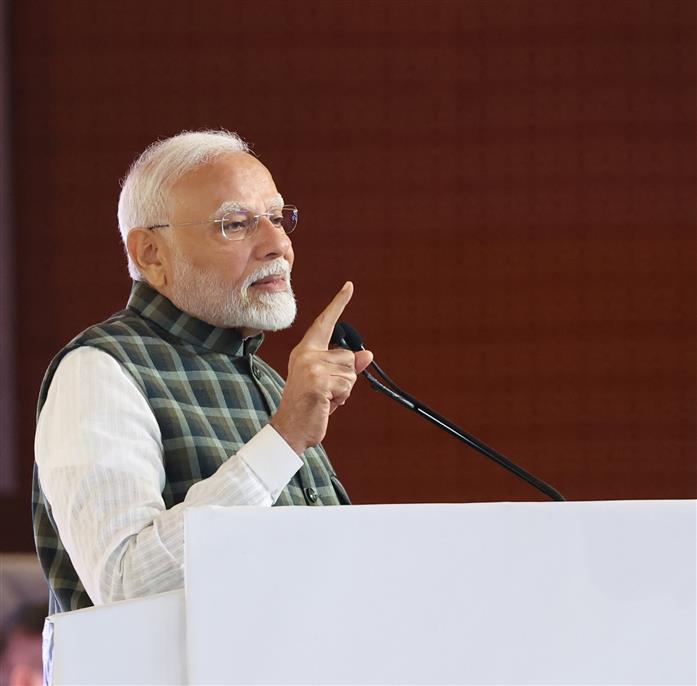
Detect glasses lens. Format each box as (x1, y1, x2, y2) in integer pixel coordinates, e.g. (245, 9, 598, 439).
(281, 206, 298, 234)
(220, 206, 298, 240)
(221, 211, 253, 240)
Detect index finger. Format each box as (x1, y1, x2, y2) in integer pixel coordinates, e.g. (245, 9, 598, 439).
(299, 281, 354, 349)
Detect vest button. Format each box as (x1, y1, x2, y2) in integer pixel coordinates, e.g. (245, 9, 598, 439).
(304, 487, 319, 504)
(251, 365, 262, 380)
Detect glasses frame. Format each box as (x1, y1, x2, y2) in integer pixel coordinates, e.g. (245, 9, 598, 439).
(146, 204, 299, 241)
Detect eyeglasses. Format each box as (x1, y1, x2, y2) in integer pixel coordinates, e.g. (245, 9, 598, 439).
(147, 205, 299, 241)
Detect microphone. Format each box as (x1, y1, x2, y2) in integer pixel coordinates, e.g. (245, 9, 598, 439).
(333, 321, 566, 502)
(330, 322, 350, 349)
(331, 321, 363, 352)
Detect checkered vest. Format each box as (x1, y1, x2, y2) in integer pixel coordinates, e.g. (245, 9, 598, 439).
(32, 281, 349, 613)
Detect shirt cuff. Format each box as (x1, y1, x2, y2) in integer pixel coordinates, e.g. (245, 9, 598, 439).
(238, 424, 303, 498)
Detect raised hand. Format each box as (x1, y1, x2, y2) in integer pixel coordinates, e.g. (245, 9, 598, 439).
(270, 282, 373, 455)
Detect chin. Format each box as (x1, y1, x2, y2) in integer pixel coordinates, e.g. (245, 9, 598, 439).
(238, 291, 297, 331)
(170, 275, 297, 332)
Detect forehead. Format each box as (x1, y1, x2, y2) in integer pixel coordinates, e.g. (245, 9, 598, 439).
(166, 152, 279, 219)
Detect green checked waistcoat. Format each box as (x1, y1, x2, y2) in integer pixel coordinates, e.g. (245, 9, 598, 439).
(32, 281, 349, 613)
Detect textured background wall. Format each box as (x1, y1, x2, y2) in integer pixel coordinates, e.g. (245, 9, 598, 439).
(3, 0, 695, 551)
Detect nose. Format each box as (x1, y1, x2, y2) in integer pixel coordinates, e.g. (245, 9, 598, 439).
(254, 215, 293, 260)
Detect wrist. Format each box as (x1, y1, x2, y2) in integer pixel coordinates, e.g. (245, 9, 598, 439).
(269, 417, 307, 456)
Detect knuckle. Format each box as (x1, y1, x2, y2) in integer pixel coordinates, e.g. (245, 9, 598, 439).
(334, 378, 353, 396)
(328, 349, 354, 368)
(294, 350, 312, 368)
(309, 362, 324, 379)
(338, 351, 355, 366)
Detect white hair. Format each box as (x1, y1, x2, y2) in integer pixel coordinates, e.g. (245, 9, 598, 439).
(117, 129, 250, 280)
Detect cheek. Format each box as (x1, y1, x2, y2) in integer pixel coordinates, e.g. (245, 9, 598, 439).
(206, 250, 254, 286)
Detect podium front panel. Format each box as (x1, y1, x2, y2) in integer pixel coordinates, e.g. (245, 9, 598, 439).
(185, 501, 696, 685)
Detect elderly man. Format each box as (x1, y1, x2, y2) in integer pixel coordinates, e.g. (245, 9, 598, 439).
(33, 130, 372, 613)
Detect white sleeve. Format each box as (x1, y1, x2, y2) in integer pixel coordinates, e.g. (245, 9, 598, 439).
(35, 346, 302, 605)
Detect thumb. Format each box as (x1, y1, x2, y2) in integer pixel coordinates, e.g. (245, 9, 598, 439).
(354, 350, 373, 374)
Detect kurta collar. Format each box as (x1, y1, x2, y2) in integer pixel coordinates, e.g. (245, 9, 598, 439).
(126, 281, 264, 357)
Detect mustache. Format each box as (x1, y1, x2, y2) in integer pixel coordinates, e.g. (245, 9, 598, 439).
(242, 258, 292, 291)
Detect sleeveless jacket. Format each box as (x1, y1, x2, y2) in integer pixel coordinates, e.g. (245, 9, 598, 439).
(32, 281, 349, 613)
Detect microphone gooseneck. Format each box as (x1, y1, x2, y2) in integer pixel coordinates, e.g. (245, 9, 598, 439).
(333, 320, 566, 502)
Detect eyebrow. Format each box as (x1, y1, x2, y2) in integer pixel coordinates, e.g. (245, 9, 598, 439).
(213, 193, 284, 219)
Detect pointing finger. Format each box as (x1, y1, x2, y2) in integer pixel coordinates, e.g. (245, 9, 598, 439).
(300, 281, 354, 349)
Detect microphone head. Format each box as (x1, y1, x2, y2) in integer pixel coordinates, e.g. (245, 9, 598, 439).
(338, 321, 364, 351)
(330, 322, 347, 348)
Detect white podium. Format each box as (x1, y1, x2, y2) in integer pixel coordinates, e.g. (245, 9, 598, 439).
(46, 500, 696, 685)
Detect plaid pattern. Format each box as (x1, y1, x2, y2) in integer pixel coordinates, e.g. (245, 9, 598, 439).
(33, 281, 349, 613)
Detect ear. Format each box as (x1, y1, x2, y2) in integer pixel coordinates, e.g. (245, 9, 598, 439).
(127, 227, 171, 290)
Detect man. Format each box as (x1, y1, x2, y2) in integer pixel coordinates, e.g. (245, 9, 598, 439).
(33, 130, 373, 613)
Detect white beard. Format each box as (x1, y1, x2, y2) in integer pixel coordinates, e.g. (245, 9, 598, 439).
(168, 254, 297, 332)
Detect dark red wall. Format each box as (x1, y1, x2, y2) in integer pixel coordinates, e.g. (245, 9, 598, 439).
(4, 0, 695, 550)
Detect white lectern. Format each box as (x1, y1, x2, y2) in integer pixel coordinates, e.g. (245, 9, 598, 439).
(45, 500, 696, 685)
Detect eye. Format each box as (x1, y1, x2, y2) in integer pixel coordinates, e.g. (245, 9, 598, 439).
(269, 212, 284, 227)
(221, 213, 251, 235)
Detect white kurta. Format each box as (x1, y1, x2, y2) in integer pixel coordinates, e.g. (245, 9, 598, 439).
(35, 346, 302, 605)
